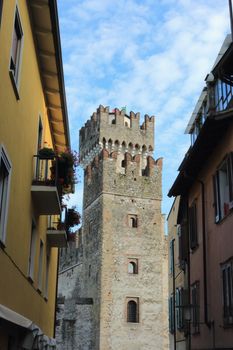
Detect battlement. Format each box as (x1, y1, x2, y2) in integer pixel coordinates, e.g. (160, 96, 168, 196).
(79, 105, 155, 169)
(83, 149, 163, 207)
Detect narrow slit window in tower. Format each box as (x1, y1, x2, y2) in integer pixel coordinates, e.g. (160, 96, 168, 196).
(128, 214, 138, 228)
(127, 299, 139, 323)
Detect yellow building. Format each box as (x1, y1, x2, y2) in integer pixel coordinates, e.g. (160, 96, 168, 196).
(0, 0, 70, 348)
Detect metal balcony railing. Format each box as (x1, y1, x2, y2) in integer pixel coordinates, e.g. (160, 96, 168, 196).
(31, 155, 62, 215)
(33, 154, 58, 185)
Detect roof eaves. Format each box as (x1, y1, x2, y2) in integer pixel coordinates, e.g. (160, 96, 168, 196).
(48, 0, 70, 150)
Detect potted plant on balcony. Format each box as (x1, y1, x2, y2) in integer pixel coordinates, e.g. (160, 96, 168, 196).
(66, 206, 81, 242)
(38, 147, 55, 159)
(57, 150, 79, 193)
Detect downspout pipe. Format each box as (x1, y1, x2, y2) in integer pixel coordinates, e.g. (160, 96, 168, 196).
(53, 248, 60, 338)
(184, 173, 211, 328)
(229, 0, 233, 42)
(172, 239, 177, 350)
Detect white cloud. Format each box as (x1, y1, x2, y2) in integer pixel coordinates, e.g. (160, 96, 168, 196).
(57, 0, 229, 215)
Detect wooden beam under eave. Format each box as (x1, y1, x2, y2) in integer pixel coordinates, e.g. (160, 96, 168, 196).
(42, 70, 57, 78)
(48, 104, 62, 111)
(45, 88, 60, 95)
(39, 49, 55, 58)
(30, 1, 48, 9)
(35, 26, 52, 35)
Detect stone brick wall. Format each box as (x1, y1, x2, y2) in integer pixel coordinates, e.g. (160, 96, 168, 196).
(56, 106, 169, 350)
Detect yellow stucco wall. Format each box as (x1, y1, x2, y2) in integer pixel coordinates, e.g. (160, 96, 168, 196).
(0, 0, 60, 337)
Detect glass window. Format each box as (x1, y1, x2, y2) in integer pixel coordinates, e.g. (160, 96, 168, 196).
(38, 240, 44, 291)
(213, 153, 233, 222)
(189, 202, 198, 250)
(10, 7, 23, 85)
(222, 260, 233, 326)
(127, 299, 139, 323)
(28, 221, 37, 280)
(0, 0, 3, 27)
(0, 146, 11, 244)
(128, 259, 138, 274)
(191, 281, 200, 334)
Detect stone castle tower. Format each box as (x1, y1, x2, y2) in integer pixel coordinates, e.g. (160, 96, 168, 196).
(56, 105, 168, 350)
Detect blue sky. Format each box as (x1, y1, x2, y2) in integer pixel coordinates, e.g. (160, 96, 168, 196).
(57, 0, 229, 221)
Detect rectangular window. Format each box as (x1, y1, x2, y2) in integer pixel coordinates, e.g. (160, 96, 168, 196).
(0, 1, 3, 27)
(9, 6, 23, 96)
(169, 294, 175, 334)
(0, 146, 11, 244)
(177, 224, 188, 268)
(44, 252, 50, 299)
(191, 281, 200, 334)
(189, 202, 198, 250)
(221, 259, 233, 326)
(176, 287, 185, 330)
(214, 153, 233, 222)
(169, 239, 174, 275)
(214, 79, 233, 112)
(126, 297, 139, 323)
(37, 240, 44, 292)
(28, 221, 37, 280)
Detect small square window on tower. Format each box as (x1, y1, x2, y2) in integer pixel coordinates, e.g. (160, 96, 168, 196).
(128, 214, 138, 228)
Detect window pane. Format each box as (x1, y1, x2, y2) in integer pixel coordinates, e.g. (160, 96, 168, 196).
(127, 300, 138, 322)
(38, 240, 44, 290)
(0, 159, 9, 241)
(128, 261, 137, 274)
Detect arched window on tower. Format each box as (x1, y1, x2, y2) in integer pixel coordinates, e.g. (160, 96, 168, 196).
(127, 299, 139, 323)
(128, 214, 138, 228)
(128, 259, 138, 274)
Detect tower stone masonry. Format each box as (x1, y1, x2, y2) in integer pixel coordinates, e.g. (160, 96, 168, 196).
(56, 105, 169, 350)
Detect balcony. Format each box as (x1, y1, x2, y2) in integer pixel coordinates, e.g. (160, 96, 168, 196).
(47, 214, 67, 248)
(31, 154, 62, 215)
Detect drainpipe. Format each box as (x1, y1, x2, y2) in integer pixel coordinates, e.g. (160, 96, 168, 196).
(53, 248, 60, 338)
(186, 198, 191, 350)
(184, 174, 211, 328)
(229, 0, 233, 41)
(172, 239, 177, 350)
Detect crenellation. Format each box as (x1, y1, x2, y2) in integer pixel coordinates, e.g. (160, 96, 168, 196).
(57, 106, 168, 350)
(80, 105, 155, 169)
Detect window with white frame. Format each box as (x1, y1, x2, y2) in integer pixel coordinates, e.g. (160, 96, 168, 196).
(10, 6, 23, 87)
(28, 221, 37, 281)
(0, 146, 11, 244)
(44, 252, 50, 299)
(213, 153, 233, 222)
(37, 240, 44, 292)
(0, 0, 3, 27)
(214, 79, 233, 112)
(221, 259, 233, 326)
